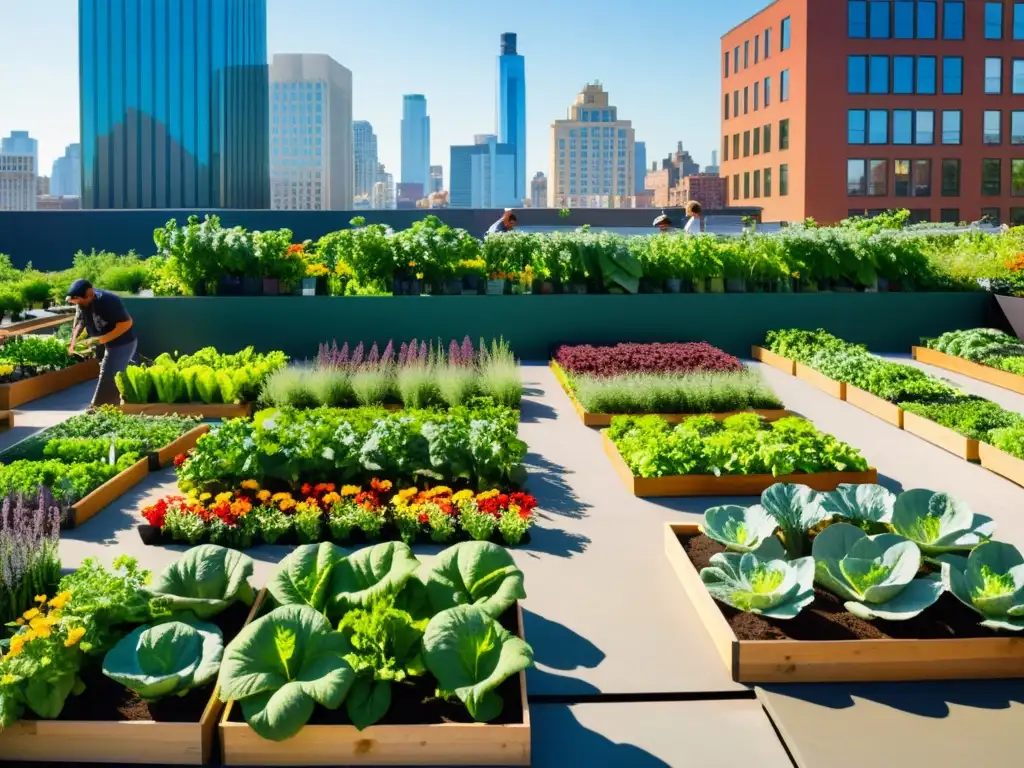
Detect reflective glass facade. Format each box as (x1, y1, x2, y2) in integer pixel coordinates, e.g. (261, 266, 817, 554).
(497, 33, 526, 200)
(79, 0, 269, 209)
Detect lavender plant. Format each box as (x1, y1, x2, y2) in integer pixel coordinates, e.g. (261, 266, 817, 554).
(0, 488, 62, 624)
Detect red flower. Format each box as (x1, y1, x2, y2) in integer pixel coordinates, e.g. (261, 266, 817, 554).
(300, 483, 313, 496)
(173, 453, 187, 467)
(355, 491, 381, 511)
(418, 512, 429, 523)
(510, 492, 537, 516)
(142, 498, 169, 528)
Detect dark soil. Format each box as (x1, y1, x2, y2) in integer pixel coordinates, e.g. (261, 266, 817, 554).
(681, 533, 997, 641)
(30, 600, 253, 723)
(227, 604, 525, 727)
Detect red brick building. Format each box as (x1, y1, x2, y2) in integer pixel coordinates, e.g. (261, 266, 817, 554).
(722, 0, 1024, 224)
(670, 174, 728, 210)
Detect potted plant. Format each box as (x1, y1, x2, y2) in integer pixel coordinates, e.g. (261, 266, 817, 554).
(155, 215, 222, 296)
(486, 271, 508, 295)
(689, 234, 723, 293)
(513, 265, 534, 294)
(303, 262, 329, 296)
(457, 258, 486, 295)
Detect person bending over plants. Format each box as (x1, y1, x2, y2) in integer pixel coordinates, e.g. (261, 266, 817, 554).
(66, 279, 137, 408)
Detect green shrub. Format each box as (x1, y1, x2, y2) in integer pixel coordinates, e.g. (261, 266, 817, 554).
(0, 290, 25, 319)
(18, 278, 53, 308)
(98, 264, 150, 293)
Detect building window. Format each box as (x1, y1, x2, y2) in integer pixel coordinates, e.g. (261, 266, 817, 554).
(986, 110, 1004, 144)
(1013, 208, 1024, 226)
(754, 81, 760, 110)
(744, 40, 750, 68)
(744, 131, 751, 157)
(754, 169, 761, 198)
(780, 119, 790, 150)
(986, 58, 1003, 94)
(734, 46, 740, 74)
(755, 34, 760, 63)
(765, 28, 771, 58)
(986, 2, 1004, 39)
(1016, 3, 1024, 38)
(894, 1, 914, 37)
(871, 159, 888, 195)
(780, 164, 789, 196)
(765, 76, 771, 106)
(754, 127, 761, 155)
(869, 110, 888, 144)
(733, 134, 740, 159)
(983, 159, 1002, 195)
(733, 91, 739, 116)
(848, 159, 867, 196)
(782, 16, 792, 49)
(942, 159, 961, 196)
(724, 94, 730, 120)
(982, 207, 1001, 225)
(943, 1, 964, 38)
(942, 57, 963, 94)
(1013, 160, 1024, 196)
(869, 56, 889, 93)
(744, 87, 749, 114)
(781, 69, 791, 100)
(733, 174, 740, 200)
(941, 110, 962, 144)
(1014, 60, 1024, 93)
(869, 1, 890, 37)
(894, 160, 911, 196)
(744, 172, 750, 199)
(918, 1, 937, 37)
(765, 168, 772, 197)
(914, 159, 932, 196)
(849, 55, 867, 93)
(764, 124, 773, 152)
(723, 136, 729, 161)
(1013, 111, 1024, 144)
(916, 110, 935, 144)
(940, 208, 960, 223)
(894, 110, 913, 144)
(917, 56, 937, 94)
(894, 56, 914, 93)
(849, 110, 867, 144)
(849, 1, 867, 37)
(724, 51, 730, 77)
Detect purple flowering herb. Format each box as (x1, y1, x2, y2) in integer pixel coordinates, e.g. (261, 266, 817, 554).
(408, 339, 419, 362)
(398, 342, 409, 365)
(0, 488, 62, 624)
(461, 335, 474, 364)
(351, 342, 365, 366)
(367, 342, 380, 365)
(419, 341, 428, 360)
(381, 340, 394, 363)
(448, 339, 460, 365)
(338, 342, 350, 364)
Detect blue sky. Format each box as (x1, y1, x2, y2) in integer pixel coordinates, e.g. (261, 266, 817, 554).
(0, 0, 769, 182)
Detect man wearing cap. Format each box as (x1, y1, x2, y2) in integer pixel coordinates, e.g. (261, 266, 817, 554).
(66, 279, 137, 408)
(653, 214, 675, 232)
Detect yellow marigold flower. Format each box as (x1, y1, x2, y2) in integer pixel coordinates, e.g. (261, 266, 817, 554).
(48, 591, 71, 610)
(341, 485, 360, 497)
(22, 608, 39, 621)
(5, 636, 25, 660)
(215, 491, 233, 504)
(272, 492, 292, 502)
(476, 489, 499, 501)
(64, 627, 86, 647)
(199, 492, 212, 501)
(322, 492, 341, 506)
(279, 498, 297, 512)
(1, 674, 15, 685)
(241, 479, 260, 490)
(34, 594, 47, 604)
(257, 489, 272, 502)
(376, 479, 393, 492)
(14, 617, 24, 625)
(29, 617, 51, 639)
(452, 489, 474, 503)
(397, 487, 418, 500)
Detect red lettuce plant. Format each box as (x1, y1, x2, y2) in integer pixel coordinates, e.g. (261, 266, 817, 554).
(554, 342, 744, 377)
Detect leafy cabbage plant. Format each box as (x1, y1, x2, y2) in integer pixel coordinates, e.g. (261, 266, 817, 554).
(102, 618, 223, 700)
(329, 542, 421, 618)
(147, 545, 255, 619)
(890, 489, 995, 557)
(268, 542, 345, 615)
(812, 523, 943, 620)
(422, 605, 533, 721)
(217, 604, 355, 741)
(941, 542, 1024, 631)
(759, 484, 832, 558)
(419, 541, 525, 619)
(702, 504, 785, 558)
(700, 552, 814, 619)
(819, 483, 895, 526)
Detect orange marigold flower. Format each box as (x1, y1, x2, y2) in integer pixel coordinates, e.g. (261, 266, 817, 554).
(322, 492, 341, 506)
(371, 478, 392, 493)
(279, 498, 297, 512)
(257, 489, 272, 502)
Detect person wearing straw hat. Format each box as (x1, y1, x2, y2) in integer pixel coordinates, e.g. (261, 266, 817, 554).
(653, 213, 675, 232)
(66, 278, 137, 408)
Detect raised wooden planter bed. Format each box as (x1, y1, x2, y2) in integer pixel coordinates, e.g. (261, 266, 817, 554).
(979, 442, 1024, 487)
(845, 386, 903, 428)
(913, 346, 1024, 395)
(794, 363, 846, 400)
(549, 362, 791, 427)
(0, 410, 13, 430)
(603, 432, 878, 497)
(119, 402, 254, 419)
(218, 603, 531, 766)
(66, 457, 149, 529)
(751, 346, 796, 375)
(0, 313, 74, 336)
(153, 424, 212, 469)
(0, 357, 100, 409)
(902, 411, 980, 461)
(664, 523, 1024, 683)
(0, 593, 266, 765)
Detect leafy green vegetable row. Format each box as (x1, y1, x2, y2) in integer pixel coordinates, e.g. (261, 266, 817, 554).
(605, 413, 869, 478)
(697, 483, 1020, 631)
(926, 328, 1024, 377)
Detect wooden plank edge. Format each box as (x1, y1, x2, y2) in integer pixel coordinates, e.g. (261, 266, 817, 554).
(844, 386, 904, 428)
(68, 457, 149, 528)
(794, 363, 846, 400)
(978, 442, 1024, 487)
(0, 357, 100, 409)
(751, 346, 796, 376)
(0, 313, 74, 336)
(902, 410, 980, 461)
(156, 424, 212, 468)
(913, 346, 1024, 395)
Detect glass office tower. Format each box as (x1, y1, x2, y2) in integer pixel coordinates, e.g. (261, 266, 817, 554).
(79, 0, 270, 209)
(496, 33, 526, 201)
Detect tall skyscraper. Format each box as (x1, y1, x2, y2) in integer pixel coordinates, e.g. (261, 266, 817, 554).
(401, 95, 430, 192)
(549, 83, 635, 208)
(50, 144, 82, 197)
(430, 165, 444, 194)
(634, 141, 647, 193)
(449, 134, 516, 209)
(1, 132, 38, 178)
(353, 121, 378, 197)
(79, 0, 269, 209)
(530, 172, 547, 208)
(270, 54, 353, 211)
(0, 154, 36, 211)
(496, 33, 526, 200)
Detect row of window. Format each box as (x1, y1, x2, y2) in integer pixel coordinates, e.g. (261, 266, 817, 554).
(724, 16, 790, 77)
(847, 157, 1024, 198)
(723, 71, 789, 120)
(723, 120, 792, 162)
(849, 108, 1024, 145)
(849, 55, 1024, 95)
(729, 165, 790, 202)
(850, 1, 1024, 40)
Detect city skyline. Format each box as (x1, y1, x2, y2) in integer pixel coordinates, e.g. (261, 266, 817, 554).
(0, 0, 763, 189)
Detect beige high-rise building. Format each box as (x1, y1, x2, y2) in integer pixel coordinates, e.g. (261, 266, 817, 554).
(549, 83, 634, 208)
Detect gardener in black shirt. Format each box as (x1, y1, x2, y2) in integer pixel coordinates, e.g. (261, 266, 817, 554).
(66, 279, 137, 408)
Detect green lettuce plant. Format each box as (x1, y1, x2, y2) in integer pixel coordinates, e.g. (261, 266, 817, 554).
(217, 604, 355, 741)
(812, 523, 944, 620)
(422, 604, 533, 722)
(702, 504, 784, 558)
(146, 545, 256, 620)
(889, 489, 996, 557)
(759, 483, 833, 558)
(941, 542, 1024, 631)
(700, 552, 814, 618)
(267, 542, 344, 615)
(102, 618, 223, 700)
(419, 542, 525, 619)
(819, 483, 895, 527)
(329, 542, 421, 619)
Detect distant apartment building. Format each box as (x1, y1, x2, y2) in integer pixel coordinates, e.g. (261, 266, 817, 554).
(396, 182, 424, 209)
(449, 134, 517, 208)
(645, 143, 702, 207)
(550, 83, 635, 208)
(1, 132, 38, 176)
(721, 0, 1024, 224)
(497, 33, 527, 199)
(401, 95, 431, 194)
(37, 176, 50, 196)
(670, 174, 729, 210)
(36, 195, 82, 210)
(430, 165, 444, 194)
(0, 153, 36, 210)
(530, 171, 547, 207)
(634, 141, 647, 193)
(353, 121, 378, 198)
(377, 163, 395, 209)
(270, 54, 353, 211)
(50, 144, 82, 197)
(705, 150, 721, 176)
